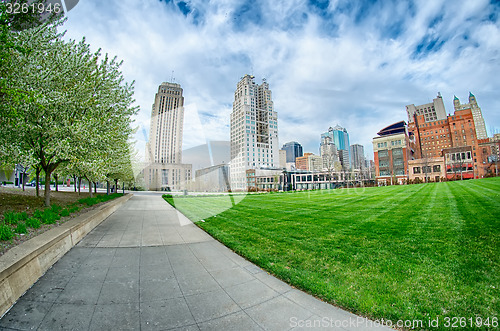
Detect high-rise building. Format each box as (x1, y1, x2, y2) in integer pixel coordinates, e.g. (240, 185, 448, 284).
(350, 144, 365, 170)
(281, 141, 303, 163)
(406, 93, 447, 123)
(453, 92, 487, 139)
(145, 82, 192, 191)
(230, 75, 279, 190)
(321, 125, 350, 169)
(320, 135, 338, 170)
(147, 82, 184, 164)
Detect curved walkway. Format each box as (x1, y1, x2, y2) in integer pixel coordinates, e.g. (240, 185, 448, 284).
(0, 193, 391, 330)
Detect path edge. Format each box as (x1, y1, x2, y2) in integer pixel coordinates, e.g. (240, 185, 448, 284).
(0, 193, 133, 317)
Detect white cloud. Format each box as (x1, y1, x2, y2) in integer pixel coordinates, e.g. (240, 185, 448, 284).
(62, 0, 500, 162)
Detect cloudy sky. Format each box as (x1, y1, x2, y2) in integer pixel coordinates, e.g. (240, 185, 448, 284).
(62, 0, 500, 162)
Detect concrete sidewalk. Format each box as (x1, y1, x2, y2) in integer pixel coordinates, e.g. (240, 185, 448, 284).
(0, 194, 391, 330)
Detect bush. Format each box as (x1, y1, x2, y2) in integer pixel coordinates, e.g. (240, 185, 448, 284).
(18, 211, 28, 221)
(78, 193, 122, 207)
(69, 205, 80, 213)
(60, 209, 70, 217)
(50, 204, 62, 214)
(26, 217, 41, 229)
(15, 222, 27, 234)
(0, 225, 14, 241)
(33, 209, 43, 220)
(41, 210, 60, 224)
(3, 211, 18, 225)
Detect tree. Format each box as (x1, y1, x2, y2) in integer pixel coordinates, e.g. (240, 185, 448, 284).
(1, 19, 137, 206)
(421, 153, 432, 182)
(322, 149, 340, 189)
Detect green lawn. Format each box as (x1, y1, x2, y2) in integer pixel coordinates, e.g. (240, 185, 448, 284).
(164, 178, 499, 329)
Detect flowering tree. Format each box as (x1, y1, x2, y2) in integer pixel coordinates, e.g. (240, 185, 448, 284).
(1, 17, 137, 206)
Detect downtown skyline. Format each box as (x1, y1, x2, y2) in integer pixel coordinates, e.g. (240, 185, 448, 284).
(61, 0, 500, 161)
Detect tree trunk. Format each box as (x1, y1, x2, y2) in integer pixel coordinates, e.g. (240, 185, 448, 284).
(87, 177, 93, 198)
(35, 167, 40, 197)
(94, 182, 97, 194)
(44, 171, 52, 207)
(106, 180, 110, 195)
(114, 179, 118, 193)
(22, 171, 25, 191)
(55, 174, 59, 192)
(78, 177, 81, 195)
(73, 175, 77, 192)
(122, 181, 125, 194)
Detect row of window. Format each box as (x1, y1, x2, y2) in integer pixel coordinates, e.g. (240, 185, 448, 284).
(413, 165, 441, 174)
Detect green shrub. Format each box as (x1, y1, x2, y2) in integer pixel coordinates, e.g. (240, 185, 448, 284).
(26, 217, 41, 229)
(41, 210, 60, 224)
(3, 211, 18, 225)
(15, 222, 27, 234)
(77, 197, 98, 206)
(60, 209, 70, 217)
(50, 204, 62, 213)
(33, 209, 43, 220)
(69, 205, 80, 213)
(0, 225, 14, 241)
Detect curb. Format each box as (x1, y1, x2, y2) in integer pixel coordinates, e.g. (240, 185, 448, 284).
(0, 193, 133, 317)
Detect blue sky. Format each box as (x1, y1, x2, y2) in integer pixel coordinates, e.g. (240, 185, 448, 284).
(63, 0, 500, 162)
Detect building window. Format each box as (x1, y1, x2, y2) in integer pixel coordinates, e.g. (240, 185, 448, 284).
(433, 165, 441, 173)
(413, 167, 421, 174)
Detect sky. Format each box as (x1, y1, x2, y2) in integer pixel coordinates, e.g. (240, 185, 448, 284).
(62, 0, 500, 163)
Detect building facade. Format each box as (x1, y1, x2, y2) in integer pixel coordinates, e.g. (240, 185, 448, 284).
(477, 134, 500, 177)
(147, 82, 184, 164)
(405, 93, 447, 124)
(453, 92, 487, 140)
(408, 107, 484, 178)
(372, 121, 411, 185)
(194, 164, 230, 192)
(321, 125, 350, 169)
(408, 157, 446, 182)
(320, 135, 339, 170)
(295, 153, 313, 171)
(144, 82, 192, 191)
(350, 144, 365, 170)
(281, 141, 303, 163)
(230, 75, 279, 190)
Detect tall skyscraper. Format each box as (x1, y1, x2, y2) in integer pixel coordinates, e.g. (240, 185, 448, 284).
(147, 82, 184, 164)
(453, 92, 487, 139)
(321, 125, 350, 169)
(319, 135, 338, 170)
(230, 75, 279, 190)
(350, 144, 365, 170)
(145, 82, 191, 191)
(406, 93, 447, 123)
(281, 141, 303, 163)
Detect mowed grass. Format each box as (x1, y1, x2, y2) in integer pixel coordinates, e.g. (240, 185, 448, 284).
(165, 178, 499, 328)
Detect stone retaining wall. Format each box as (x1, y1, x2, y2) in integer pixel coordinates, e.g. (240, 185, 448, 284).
(0, 193, 132, 317)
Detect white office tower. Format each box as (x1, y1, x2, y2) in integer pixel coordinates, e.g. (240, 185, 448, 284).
(145, 82, 191, 191)
(147, 82, 184, 164)
(230, 75, 279, 190)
